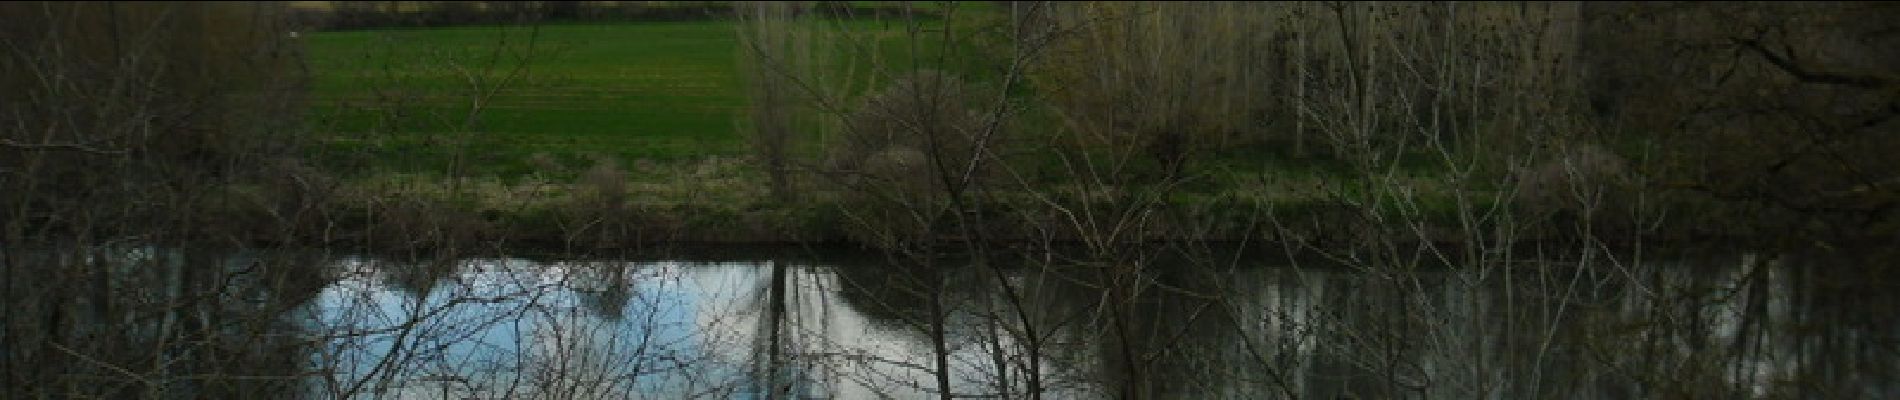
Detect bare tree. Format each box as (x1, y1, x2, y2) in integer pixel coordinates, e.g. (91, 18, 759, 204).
(0, 2, 325, 397)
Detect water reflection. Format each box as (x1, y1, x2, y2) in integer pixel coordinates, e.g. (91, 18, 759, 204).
(0, 246, 329, 399)
(4, 246, 1894, 398)
(293, 251, 1899, 399)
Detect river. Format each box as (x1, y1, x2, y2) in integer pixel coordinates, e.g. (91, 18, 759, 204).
(2, 246, 1894, 398)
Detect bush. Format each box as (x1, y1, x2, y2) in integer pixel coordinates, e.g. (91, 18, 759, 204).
(829, 70, 1001, 193)
(824, 70, 1006, 246)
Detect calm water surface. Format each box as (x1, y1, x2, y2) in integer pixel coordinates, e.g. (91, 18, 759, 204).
(4, 245, 1890, 399)
(290, 251, 1899, 399)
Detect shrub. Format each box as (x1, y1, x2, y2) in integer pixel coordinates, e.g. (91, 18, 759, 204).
(823, 70, 1005, 246)
(828, 70, 999, 191)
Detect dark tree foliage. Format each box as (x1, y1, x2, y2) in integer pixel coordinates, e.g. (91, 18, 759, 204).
(1581, 1, 1900, 245)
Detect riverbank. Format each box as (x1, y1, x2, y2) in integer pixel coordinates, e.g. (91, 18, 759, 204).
(208, 155, 1730, 258)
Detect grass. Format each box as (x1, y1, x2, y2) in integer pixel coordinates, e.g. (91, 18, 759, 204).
(303, 17, 976, 179)
(298, 17, 1478, 239)
(306, 21, 749, 178)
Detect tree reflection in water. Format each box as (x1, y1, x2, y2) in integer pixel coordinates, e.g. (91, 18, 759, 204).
(1, 247, 1894, 398)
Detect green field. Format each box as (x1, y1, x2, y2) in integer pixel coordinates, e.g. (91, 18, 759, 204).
(307, 21, 749, 178)
(305, 17, 980, 179)
(289, 10, 1479, 245)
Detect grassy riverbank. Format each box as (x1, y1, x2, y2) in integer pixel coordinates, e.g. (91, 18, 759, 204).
(286, 14, 1871, 255)
(291, 20, 1656, 253)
